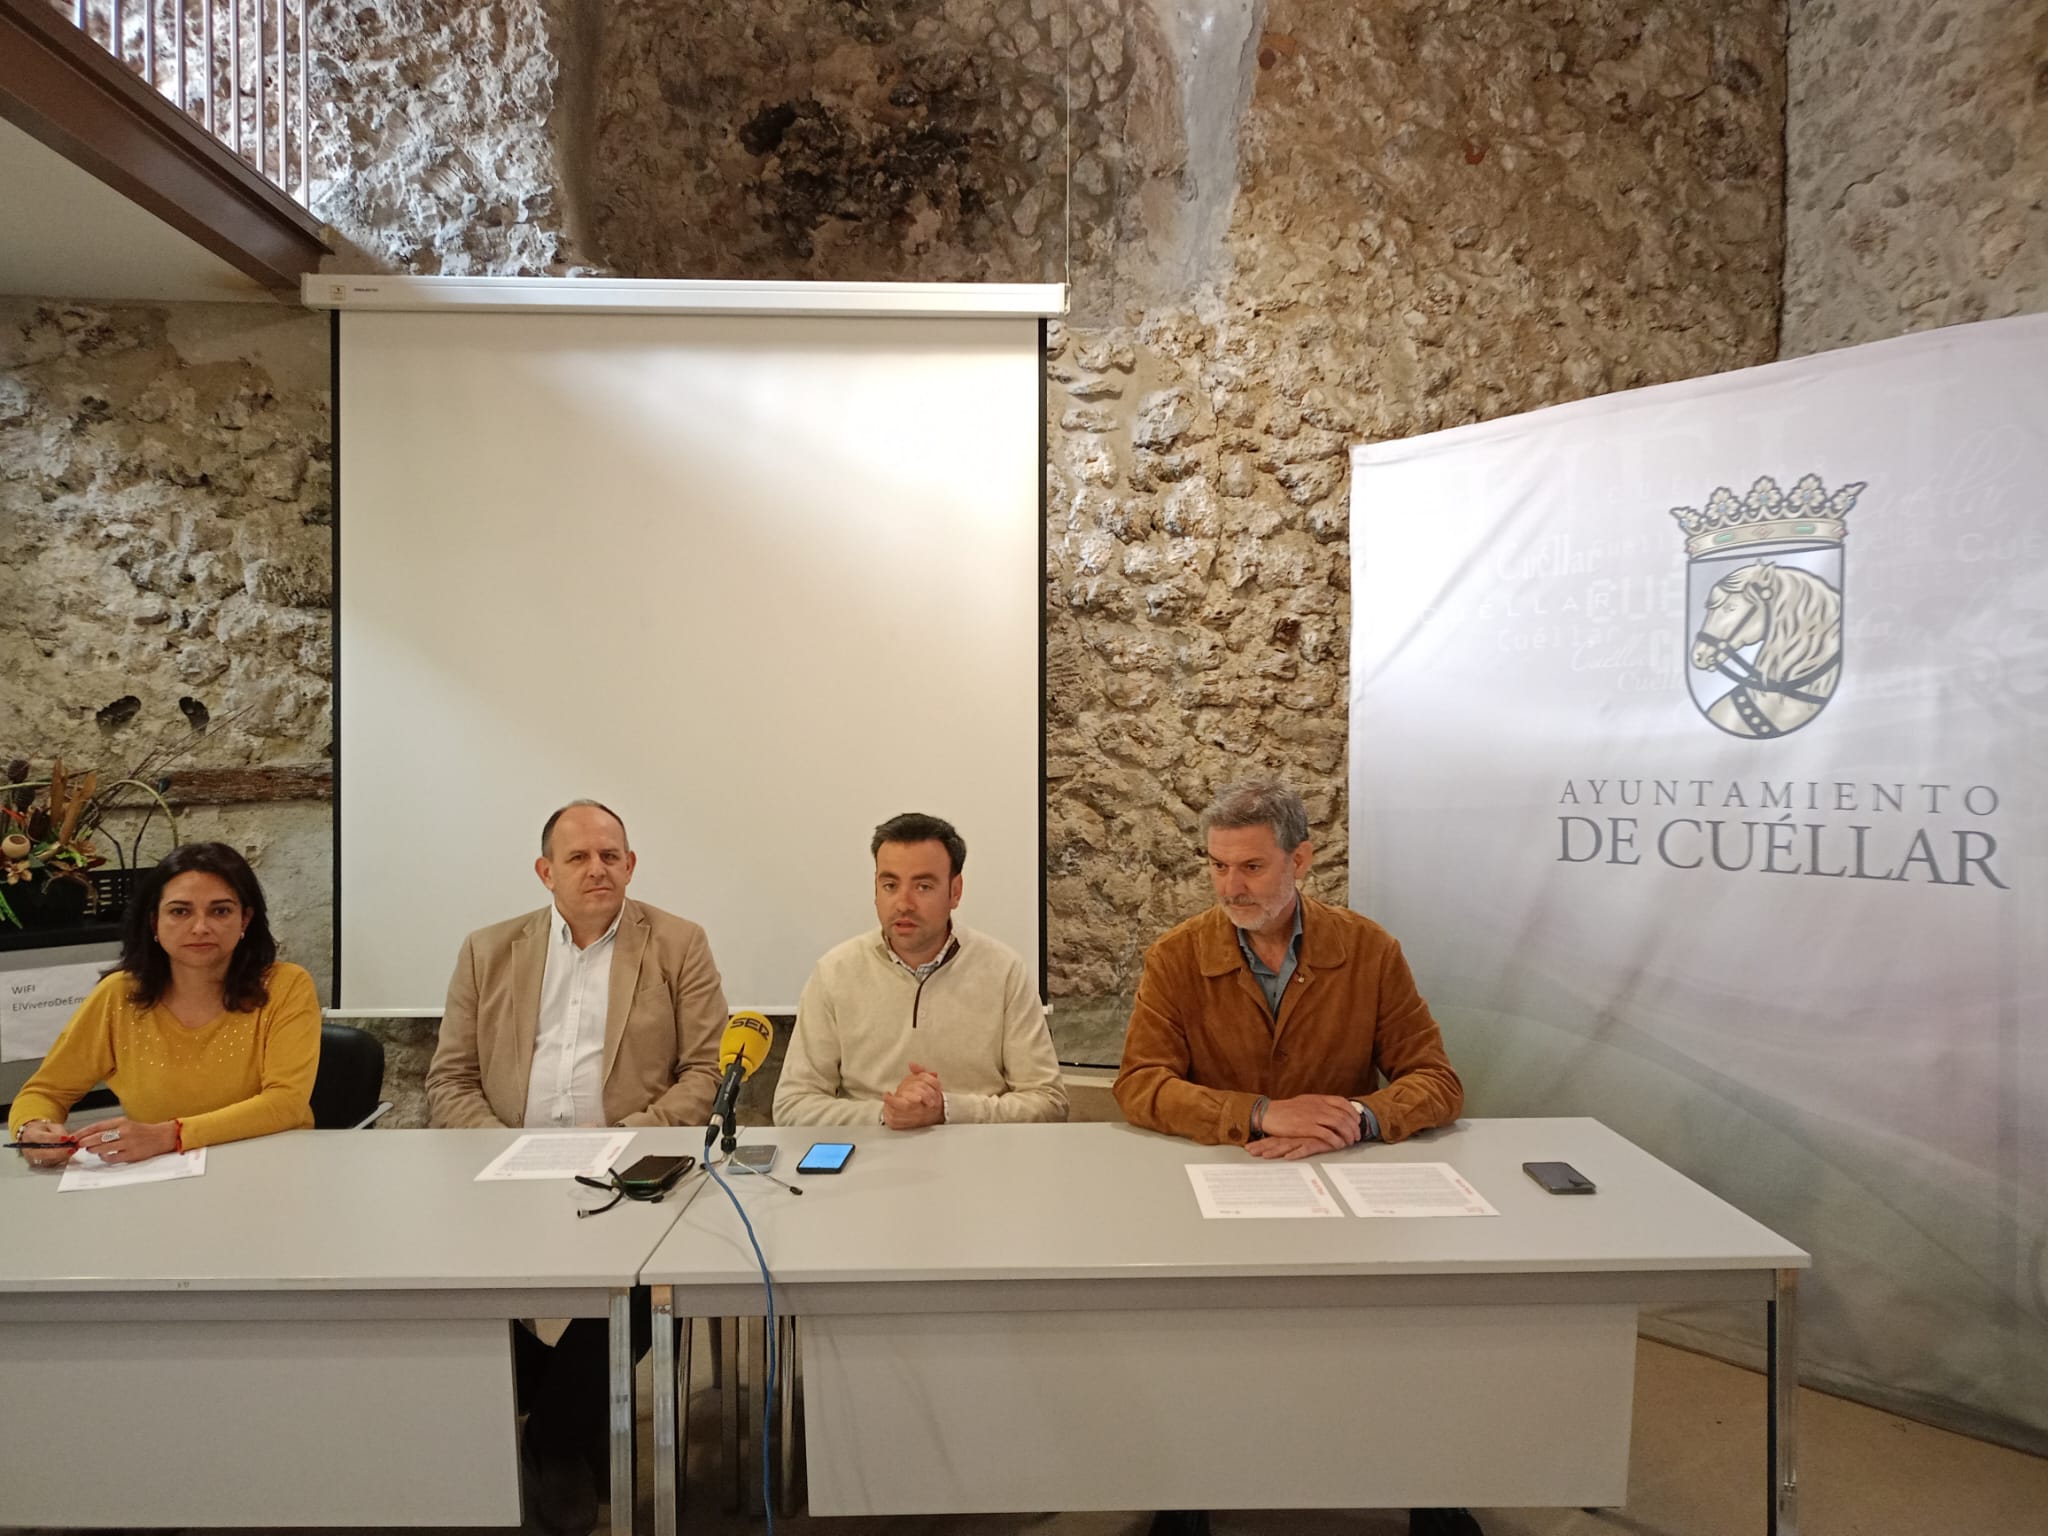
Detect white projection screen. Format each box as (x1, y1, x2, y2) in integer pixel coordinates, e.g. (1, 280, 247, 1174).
(334, 301, 1045, 1013)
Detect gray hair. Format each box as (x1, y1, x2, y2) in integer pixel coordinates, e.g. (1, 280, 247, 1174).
(541, 799, 628, 857)
(1200, 778, 1310, 851)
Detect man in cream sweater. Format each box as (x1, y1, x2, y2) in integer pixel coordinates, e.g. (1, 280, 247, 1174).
(774, 812, 1067, 1126)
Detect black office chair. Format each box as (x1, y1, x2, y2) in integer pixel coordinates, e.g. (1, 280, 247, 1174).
(309, 1022, 391, 1129)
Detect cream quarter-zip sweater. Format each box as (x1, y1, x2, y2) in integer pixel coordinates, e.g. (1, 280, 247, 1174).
(773, 925, 1068, 1126)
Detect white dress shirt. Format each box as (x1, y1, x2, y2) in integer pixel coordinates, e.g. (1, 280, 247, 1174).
(521, 906, 621, 1128)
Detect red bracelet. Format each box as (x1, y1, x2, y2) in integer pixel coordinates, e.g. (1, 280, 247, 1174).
(173, 1119, 184, 1153)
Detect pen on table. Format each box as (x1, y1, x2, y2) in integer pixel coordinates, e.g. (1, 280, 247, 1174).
(6, 1138, 79, 1150)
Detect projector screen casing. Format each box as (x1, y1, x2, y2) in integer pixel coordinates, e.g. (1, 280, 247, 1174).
(336, 310, 1043, 1013)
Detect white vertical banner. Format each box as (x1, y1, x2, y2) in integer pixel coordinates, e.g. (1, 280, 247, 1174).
(1349, 315, 2048, 1451)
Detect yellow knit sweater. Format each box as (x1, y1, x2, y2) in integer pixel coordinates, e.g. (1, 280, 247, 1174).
(7, 964, 319, 1150)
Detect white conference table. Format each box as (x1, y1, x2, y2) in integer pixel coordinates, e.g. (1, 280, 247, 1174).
(646, 1119, 1810, 1535)
(0, 1126, 702, 1532)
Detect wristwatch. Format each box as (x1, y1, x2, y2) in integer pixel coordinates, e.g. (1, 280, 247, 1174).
(1350, 1099, 1370, 1138)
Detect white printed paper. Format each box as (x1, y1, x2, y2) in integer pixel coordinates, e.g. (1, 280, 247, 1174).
(1, 959, 107, 1062)
(58, 1148, 207, 1191)
(1187, 1162, 1343, 1219)
(475, 1132, 634, 1182)
(1326, 1161, 1498, 1218)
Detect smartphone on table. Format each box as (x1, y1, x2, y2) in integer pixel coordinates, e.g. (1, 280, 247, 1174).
(797, 1142, 855, 1175)
(1522, 1160, 1596, 1195)
(615, 1154, 694, 1197)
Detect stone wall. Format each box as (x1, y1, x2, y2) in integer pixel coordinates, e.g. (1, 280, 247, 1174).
(1783, 0, 2048, 355)
(1044, 1, 1785, 1030)
(0, 300, 335, 985)
(573, 0, 1082, 284)
(311, 0, 582, 275)
(559, 0, 1787, 1057)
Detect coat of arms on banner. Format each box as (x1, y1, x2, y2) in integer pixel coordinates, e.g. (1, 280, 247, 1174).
(1670, 473, 1862, 738)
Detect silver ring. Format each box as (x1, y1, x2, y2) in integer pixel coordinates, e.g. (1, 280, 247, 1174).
(101, 1130, 121, 1143)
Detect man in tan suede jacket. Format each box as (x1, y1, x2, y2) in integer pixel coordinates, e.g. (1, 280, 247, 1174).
(426, 798, 726, 1535)
(1116, 777, 1463, 1155)
(1116, 777, 1476, 1536)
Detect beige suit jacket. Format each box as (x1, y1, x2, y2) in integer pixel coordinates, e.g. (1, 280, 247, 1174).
(426, 898, 727, 1129)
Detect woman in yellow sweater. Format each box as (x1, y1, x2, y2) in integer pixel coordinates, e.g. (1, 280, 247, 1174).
(8, 842, 319, 1168)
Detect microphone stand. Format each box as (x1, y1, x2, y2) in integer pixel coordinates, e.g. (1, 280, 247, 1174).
(703, 1109, 743, 1158)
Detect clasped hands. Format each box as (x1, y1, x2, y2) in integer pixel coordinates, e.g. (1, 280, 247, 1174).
(14, 1116, 178, 1169)
(881, 1062, 945, 1130)
(1248, 1094, 1362, 1160)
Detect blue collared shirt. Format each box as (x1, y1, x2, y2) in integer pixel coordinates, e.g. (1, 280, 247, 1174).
(1236, 903, 1303, 1018)
(1237, 900, 1379, 1143)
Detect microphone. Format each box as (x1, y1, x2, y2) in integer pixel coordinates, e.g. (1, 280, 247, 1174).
(705, 1011, 774, 1153)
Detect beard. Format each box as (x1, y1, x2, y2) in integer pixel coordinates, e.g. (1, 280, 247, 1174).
(1221, 893, 1291, 930)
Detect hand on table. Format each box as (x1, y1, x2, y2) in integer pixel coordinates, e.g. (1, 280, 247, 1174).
(1259, 1094, 1361, 1150)
(69, 1116, 180, 1165)
(882, 1063, 945, 1130)
(13, 1120, 78, 1169)
(1246, 1135, 1331, 1161)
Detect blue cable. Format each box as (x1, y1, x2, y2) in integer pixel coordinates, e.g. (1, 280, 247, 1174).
(703, 1157, 776, 1534)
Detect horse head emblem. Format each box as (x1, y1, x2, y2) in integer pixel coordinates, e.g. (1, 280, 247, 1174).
(1670, 475, 1862, 739)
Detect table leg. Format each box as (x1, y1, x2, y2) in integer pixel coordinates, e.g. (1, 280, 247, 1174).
(676, 1317, 693, 1518)
(609, 1287, 635, 1536)
(652, 1287, 676, 1536)
(719, 1317, 740, 1511)
(776, 1314, 799, 1517)
(1768, 1268, 1799, 1536)
(748, 1317, 769, 1513)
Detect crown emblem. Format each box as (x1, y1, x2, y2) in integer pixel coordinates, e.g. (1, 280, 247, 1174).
(1668, 473, 1863, 560)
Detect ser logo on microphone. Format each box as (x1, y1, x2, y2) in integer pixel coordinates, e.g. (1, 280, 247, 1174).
(706, 1011, 775, 1147)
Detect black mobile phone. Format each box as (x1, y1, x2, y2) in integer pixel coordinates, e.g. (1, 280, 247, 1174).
(729, 1143, 779, 1172)
(1523, 1160, 1596, 1195)
(616, 1154, 694, 1196)
(797, 1142, 855, 1175)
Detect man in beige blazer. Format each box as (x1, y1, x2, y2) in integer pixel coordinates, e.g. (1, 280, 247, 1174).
(426, 802, 725, 1130)
(426, 798, 726, 1533)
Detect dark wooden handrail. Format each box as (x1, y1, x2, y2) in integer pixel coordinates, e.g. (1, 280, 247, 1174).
(0, 0, 328, 294)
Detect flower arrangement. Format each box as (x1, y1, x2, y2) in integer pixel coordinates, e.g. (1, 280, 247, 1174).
(0, 759, 182, 930)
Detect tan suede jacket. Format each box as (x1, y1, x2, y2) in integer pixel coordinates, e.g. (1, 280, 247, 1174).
(1114, 894, 1464, 1147)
